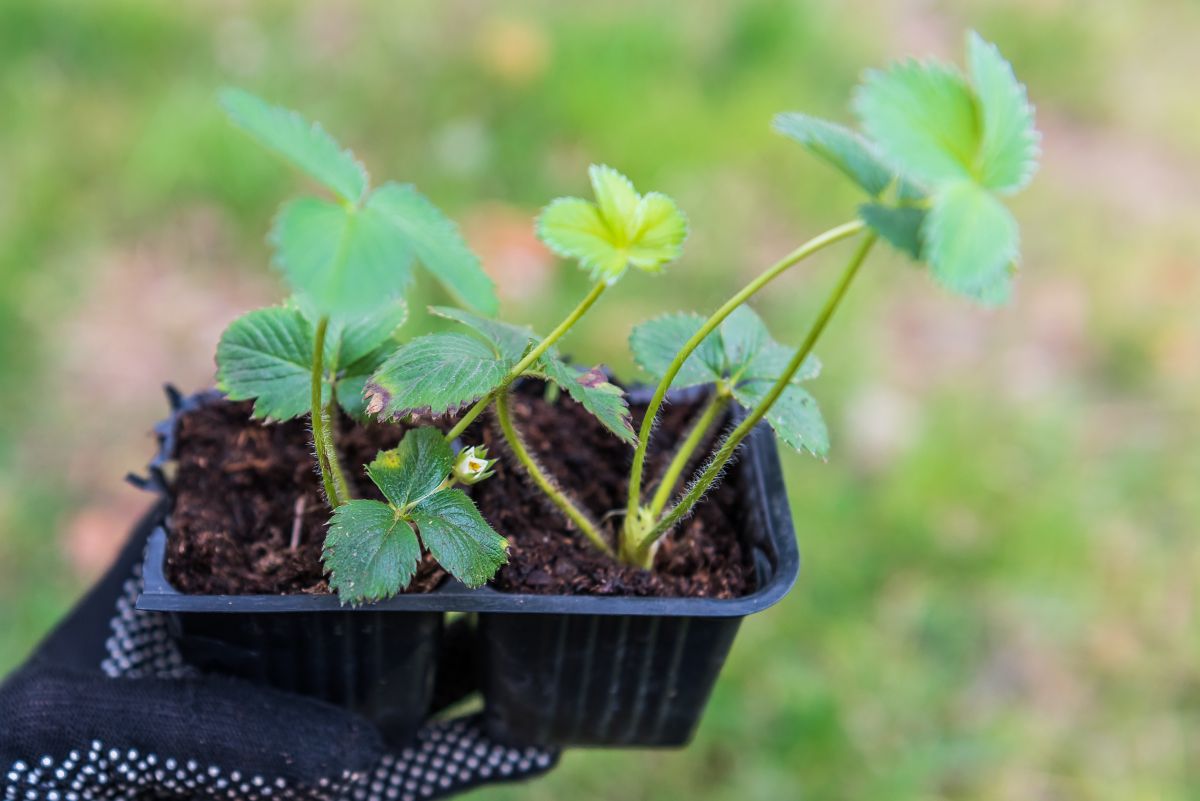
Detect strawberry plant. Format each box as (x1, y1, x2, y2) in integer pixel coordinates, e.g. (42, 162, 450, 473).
(210, 30, 1039, 603)
(213, 89, 508, 602)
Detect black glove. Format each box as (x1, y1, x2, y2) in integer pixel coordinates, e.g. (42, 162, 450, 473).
(1, 503, 558, 800)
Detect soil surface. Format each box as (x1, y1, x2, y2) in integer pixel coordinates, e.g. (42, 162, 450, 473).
(166, 385, 754, 598)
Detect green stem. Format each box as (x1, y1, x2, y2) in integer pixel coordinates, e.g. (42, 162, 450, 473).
(639, 233, 878, 555)
(647, 388, 731, 519)
(445, 280, 609, 442)
(624, 219, 865, 524)
(311, 317, 343, 508)
(324, 395, 352, 503)
(495, 389, 614, 557)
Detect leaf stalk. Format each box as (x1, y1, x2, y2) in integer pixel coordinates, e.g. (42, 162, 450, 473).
(495, 388, 614, 557)
(624, 219, 866, 525)
(637, 233, 878, 557)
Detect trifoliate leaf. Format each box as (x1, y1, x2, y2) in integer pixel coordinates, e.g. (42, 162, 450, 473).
(741, 338, 822, 384)
(541, 360, 635, 444)
(323, 499, 421, 605)
(270, 197, 414, 317)
(367, 183, 498, 316)
(858, 203, 927, 261)
(429, 306, 536, 363)
(854, 60, 979, 188)
(216, 305, 328, 420)
(967, 31, 1039, 194)
(537, 165, 687, 284)
(219, 88, 368, 205)
(337, 344, 394, 421)
(631, 307, 819, 389)
(925, 179, 1018, 302)
(733, 381, 829, 457)
(365, 427, 454, 509)
(772, 112, 893, 197)
(365, 332, 509, 419)
(323, 300, 408, 368)
(409, 488, 507, 588)
(629, 313, 724, 390)
(430, 305, 632, 442)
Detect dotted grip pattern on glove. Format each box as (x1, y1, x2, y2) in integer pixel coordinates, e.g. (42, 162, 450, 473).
(2, 511, 557, 801)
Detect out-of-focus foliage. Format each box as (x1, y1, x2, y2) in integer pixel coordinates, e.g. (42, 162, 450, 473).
(2, 1, 1200, 798)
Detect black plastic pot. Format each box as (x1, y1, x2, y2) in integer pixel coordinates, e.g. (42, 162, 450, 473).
(137, 388, 799, 748)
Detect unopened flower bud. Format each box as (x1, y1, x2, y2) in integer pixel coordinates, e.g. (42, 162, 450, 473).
(453, 445, 497, 485)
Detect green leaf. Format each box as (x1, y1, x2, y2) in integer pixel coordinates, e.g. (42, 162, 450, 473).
(337, 344, 393, 421)
(854, 60, 980, 188)
(365, 427, 454, 509)
(429, 306, 535, 362)
(216, 305, 326, 420)
(368, 183, 498, 316)
(270, 197, 414, 316)
(733, 381, 829, 458)
(541, 360, 635, 444)
(219, 88, 367, 205)
(858, 203, 927, 260)
(323, 499, 421, 605)
(629, 313, 723, 389)
(409, 489, 507, 588)
(630, 308, 819, 390)
(772, 112, 893, 196)
(967, 31, 1039, 193)
(537, 165, 687, 284)
(741, 339, 822, 384)
(925, 180, 1018, 301)
(366, 332, 509, 418)
(325, 301, 407, 368)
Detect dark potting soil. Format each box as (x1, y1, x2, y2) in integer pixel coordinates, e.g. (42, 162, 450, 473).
(166, 387, 753, 598)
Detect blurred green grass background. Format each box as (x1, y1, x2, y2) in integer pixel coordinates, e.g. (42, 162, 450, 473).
(2, 0, 1199, 797)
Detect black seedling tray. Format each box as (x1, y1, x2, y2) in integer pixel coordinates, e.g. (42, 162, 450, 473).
(137, 388, 799, 747)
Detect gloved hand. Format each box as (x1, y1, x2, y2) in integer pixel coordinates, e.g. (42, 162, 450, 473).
(1, 502, 558, 801)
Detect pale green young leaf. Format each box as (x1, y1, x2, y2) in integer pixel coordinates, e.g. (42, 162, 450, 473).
(429, 306, 535, 363)
(409, 489, 507, 588)
(590, 165, 641, 242)
(537, 165, 687, 284)
(626, 192, 688, 272)
(219, 88, 368, 205)
(858, 203, 927, 260)
(733, 381, 830, 458)
(537, 197, 628, 282)
(365, 427, 454, 509)
(541, 360, 635, 444)
(854, 60, 979, 188)
(365, 332, 509, 418)
(216, 305, 327, 420)
(772, 112, 893, 196)
(629, 313, 724, 389)
(925, 179, 1018, 301)
(323, 499, 421, 605)
(967, 31, 1039, 193)
(270, 197, 413, 316)
(367, 183, 498, 316)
